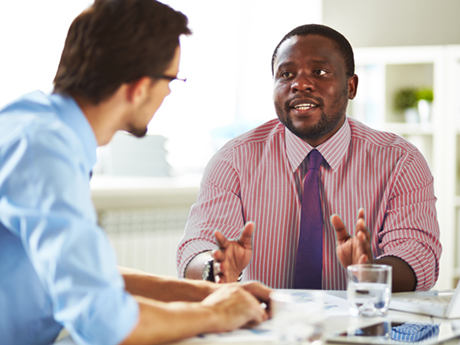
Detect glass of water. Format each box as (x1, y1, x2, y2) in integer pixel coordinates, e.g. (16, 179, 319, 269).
(270, 290, 324, 344)
(347, 264, 392, 317)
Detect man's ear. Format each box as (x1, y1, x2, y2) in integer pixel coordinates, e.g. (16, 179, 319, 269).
(348, 74, 359, 100)
(125, 76, 153, 104)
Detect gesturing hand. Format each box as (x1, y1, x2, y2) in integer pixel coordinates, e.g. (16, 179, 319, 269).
(330, 208, 374, 268)
(212, 222, 255, 283)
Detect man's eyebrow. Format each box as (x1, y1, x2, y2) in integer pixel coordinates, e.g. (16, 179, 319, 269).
(276, 58, 335, 73)
(311, 58, 334, 66)
(275, 61, 295, 72)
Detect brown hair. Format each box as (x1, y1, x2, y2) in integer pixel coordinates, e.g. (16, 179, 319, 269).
(53, 0, 191, 104)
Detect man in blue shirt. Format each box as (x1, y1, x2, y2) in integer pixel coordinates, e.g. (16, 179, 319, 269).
(0, 1, 271, 344)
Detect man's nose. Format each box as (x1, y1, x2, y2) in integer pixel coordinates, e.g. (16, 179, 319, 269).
(291, 73, 314, 92)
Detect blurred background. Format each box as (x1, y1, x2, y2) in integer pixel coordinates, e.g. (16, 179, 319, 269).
(1, 0, 459, 289)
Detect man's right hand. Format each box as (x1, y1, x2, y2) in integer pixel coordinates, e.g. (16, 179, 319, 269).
(201, 283, 268, 331)
(121, 280, 271, 345)
(212, 222, 255, 283)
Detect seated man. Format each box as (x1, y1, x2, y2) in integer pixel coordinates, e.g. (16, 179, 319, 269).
(0, 1, 271, 345)
(177, 24, 442, 292)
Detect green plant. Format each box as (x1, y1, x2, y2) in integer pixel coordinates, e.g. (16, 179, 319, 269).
(394, 88, 418, 112)
(416, 88, 434, 102)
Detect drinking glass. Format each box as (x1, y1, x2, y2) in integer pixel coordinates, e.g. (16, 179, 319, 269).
(347, 264, 392, 317)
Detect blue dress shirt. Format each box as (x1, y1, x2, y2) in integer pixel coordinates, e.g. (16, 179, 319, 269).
(0, 91, 139, 345)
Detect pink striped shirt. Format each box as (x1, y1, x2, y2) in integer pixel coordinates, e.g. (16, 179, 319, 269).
(177, 117, 441, 290)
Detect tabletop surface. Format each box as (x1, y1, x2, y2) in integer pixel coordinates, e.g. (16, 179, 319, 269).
(54, 290, 460, 345)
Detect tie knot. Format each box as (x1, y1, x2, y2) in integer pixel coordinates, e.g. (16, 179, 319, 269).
(308, 150, 323, 170)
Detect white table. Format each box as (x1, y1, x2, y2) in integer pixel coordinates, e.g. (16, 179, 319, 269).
(54, 290, 460, 345)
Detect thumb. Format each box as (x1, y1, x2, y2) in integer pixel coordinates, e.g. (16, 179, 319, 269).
(239, 222, 255, 248)
(330, 214, 350, 243)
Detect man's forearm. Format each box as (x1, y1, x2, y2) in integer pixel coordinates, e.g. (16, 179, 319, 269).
(183, 251, 214, 280)
(119, 297, 218, 345)
(374, 256, 416, 292)
(120, 266, 216, 302)
(120, 285, 269, 345)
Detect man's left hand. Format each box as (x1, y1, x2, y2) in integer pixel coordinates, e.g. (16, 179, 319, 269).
(331, 208, 374, 268)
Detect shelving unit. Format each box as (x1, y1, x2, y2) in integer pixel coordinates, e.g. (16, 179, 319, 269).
(348, 45, 460, 289)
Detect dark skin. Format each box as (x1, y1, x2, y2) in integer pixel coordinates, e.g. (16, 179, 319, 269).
(273, 34, 353, 147)
(331, 209, 416, 292)
(185, 34, 416, 292)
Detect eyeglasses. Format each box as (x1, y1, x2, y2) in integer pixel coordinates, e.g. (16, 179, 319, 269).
(153, 75, 187, 83)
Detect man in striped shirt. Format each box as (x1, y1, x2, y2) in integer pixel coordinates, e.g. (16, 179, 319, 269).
(177, 24, 441, 291)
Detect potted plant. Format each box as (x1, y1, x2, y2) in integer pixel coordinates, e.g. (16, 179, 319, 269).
(393, 88, 418, 123)
(416, 88, 433, 124)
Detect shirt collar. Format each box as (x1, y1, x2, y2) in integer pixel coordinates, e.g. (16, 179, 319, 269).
(49, 93, 98, 174)
(285, 116, 351, 172)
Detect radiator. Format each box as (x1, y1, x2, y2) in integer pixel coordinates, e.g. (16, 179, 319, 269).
(98, 207, 190, 277)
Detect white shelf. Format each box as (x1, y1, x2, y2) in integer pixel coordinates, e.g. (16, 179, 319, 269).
(353, 44, 460, 289)
(455, 268, 460, 279)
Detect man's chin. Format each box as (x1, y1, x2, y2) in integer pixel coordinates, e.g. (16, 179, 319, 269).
(126, 127, 148, 138)
(283, 120, 318, 139)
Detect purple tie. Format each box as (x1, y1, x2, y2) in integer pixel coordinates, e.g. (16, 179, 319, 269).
(294, 149, 324, 289)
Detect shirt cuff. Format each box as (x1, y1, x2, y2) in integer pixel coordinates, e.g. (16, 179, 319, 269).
(377, 240, 437, 291)
(67, 289, 139, 345)
(177, 239, 216, 278)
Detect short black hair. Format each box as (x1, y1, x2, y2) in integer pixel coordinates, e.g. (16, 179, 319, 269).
(54, 0, 191, 104)
(271, 24, 355, 77)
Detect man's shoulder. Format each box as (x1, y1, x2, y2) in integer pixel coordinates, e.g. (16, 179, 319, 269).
(0, 91, 74, 150)
(348, 117, 418, 154)
(221, 119, 284, 151)
(0, 90, 53, 115)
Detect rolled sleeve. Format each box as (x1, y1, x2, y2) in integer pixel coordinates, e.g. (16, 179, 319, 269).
(378, 150, 441, 291)
(67, 288, 138, 345)
(177, 146, 244, 278)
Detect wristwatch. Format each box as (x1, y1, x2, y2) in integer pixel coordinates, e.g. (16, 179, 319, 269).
(202, 258, 215, 282)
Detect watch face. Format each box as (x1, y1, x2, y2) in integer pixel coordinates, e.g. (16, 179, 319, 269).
(202, 259, 214, 281)
(202, 264, 209, 280)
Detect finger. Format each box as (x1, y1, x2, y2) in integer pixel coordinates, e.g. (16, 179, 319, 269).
(358, 253, 369, 264)
(356, 218, 371, 243)
(243, 315, 266, 328)
(238, 222, 255, 248)
(266, 300, 274, 319)
(212, 249, 225, 263)
(330, 214, 350, 242)
(243, 307, 266, 328)
(356, 209, 371, 242)
(241, 282, 272, 303)
(214, 230, 229, 250)
(356, 228, 373, 263)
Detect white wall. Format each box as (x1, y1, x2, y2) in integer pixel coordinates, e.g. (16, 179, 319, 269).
(323, 0, 460, 48)
(0, 1, 92, 107)
(149, 0, 322, 175)
(0, 0, 322, 178)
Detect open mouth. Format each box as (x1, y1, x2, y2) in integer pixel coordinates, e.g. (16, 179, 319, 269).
(289, 98, 320, 112)
(293, 103, 317, 110)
